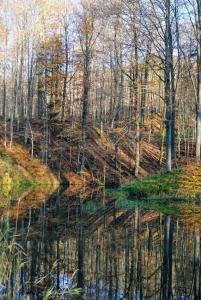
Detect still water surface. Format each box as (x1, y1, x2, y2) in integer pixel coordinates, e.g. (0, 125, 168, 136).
(0, 187, 201, 299)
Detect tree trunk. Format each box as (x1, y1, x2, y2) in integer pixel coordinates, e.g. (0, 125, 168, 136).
(165, 0, 173, 172)
(196, 0, 201, 161)
(61, 25, 69, 123)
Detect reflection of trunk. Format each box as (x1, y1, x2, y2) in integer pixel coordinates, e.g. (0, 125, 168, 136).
(77, 224, 85, 292)
(194, 228, 200, 299)
(124, 227, 129, 293)
(137, 211, 143, 300)
(31, 239, 37, 294)
(95, 240, 101, 299)
(111, 208, 118, 299)
(108, 241, 113, 300)
(21, 218, 25, 296)
(126, 208, 138, 298)
(162, 216, 173, 299)
(56, 239, 60, 290)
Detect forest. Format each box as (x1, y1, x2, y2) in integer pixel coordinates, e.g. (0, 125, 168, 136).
(0, 0, 200, 182)
(0, 0, 201, 299)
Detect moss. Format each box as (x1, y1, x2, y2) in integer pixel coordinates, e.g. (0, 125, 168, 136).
(108, 166, 201, 219)
(121, 171, 181, 200)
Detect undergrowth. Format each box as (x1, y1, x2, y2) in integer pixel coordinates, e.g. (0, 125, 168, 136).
(114, 166, 201, 201)
(121, 171, 181, 200)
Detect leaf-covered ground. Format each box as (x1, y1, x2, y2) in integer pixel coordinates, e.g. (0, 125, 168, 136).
(0, 145, 59, 210)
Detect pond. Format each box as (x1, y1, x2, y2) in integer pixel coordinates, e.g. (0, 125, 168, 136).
(0, 187, 201, 299)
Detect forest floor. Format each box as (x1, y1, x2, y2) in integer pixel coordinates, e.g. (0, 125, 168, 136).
(0, 113, 198, 197)
(0, 114, 163, 190)
(1, 114, 201, 226)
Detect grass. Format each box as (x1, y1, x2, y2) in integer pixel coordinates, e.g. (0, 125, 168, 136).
(19, 180, 46, 188)
(114, 165, 201, 201)
(107, 165, 201, 218)
(121, 171, 181, 200)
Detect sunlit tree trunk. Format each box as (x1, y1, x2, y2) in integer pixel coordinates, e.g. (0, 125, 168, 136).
(165, 0, 173, 171)
(196, 0, 201, 160)
(61, 24, 69, 123)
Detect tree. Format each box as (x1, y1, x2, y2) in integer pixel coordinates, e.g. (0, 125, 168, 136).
(196, 0, 201, 160)
(76, 0, 99, 171)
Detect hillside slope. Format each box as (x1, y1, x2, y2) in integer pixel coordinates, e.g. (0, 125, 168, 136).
(0, 115, 163, 188)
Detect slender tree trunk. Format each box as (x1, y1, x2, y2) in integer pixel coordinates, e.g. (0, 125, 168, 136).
(61, 25, 69, 123)
(80, 49, 90, 171)
(134, 27, 140, 177)
(141, 43, 150, 125)
(196, 0, 201, 160)
(165, 0, 173, 172)
(3, 61, 7, 146)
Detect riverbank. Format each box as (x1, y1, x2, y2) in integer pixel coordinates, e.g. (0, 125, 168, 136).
(115, 163, 201, 201)
(0, 145, 59, 208)
(0, 114, 197, 195)
(0, 115, 163, 188)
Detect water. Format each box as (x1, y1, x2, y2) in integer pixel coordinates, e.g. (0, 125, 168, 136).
(0, 187, 201, 299)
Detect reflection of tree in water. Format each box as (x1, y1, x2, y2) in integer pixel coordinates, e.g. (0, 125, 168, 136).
(1, 190, 201, 299)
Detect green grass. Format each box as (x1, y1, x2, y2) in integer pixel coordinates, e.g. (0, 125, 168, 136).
(107, 171, 189, 217)
(19, 180, 46, 188)
(121, 170, 181, 200)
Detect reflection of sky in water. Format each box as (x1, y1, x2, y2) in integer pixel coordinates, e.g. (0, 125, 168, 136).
(0, 285, 6, 293)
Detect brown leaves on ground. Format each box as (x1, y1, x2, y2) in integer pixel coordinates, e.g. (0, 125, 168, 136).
(0, 114, 163, 187)
(5, 144, 59, 186)
(177, 163, 201, 199)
